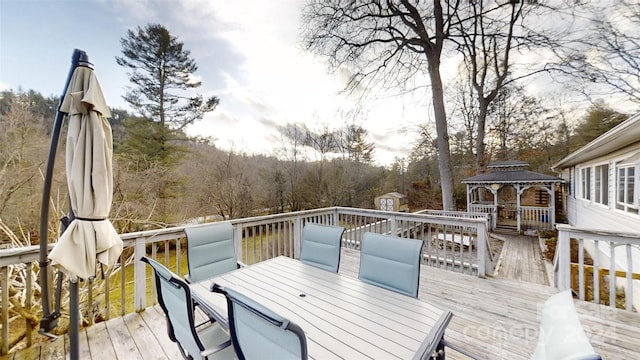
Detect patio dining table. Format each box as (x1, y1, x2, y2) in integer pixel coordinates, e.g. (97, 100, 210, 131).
(189, 256, 453, 360)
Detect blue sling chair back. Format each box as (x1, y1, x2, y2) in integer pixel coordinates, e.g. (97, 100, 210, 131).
(184, 222, 240, 284)
(214, 286, 308, 360)
(358, 232, 424, 298)
(299, 223, 346, 273)
(141, 256, 235, 359)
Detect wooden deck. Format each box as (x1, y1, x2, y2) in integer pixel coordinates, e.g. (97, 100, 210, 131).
(3, 248, 640, 359)
(492, 233, 550, 285)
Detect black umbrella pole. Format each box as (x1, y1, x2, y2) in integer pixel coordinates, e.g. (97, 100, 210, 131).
(38, 49, 90, 333)
(69, 281, 79, 360)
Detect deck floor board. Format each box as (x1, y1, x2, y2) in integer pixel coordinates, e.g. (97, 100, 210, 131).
(3, 236, 640, 360)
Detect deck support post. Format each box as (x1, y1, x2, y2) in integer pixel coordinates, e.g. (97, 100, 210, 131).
(294, 217, 302, 259)
(134, 237, 146, 312)
(556, 227, 571, 290)
(477, 222, 487, 278)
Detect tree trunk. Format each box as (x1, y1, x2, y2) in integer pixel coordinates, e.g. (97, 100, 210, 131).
(476, 99, 489, 176)
(427, 56, 455, 211)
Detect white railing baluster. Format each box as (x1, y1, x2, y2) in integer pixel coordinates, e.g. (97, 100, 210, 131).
(120, 251, 125, 316)
(26, 263, 33, 347)
(609, 244, 616, 308)
(626, 244, 633, 311)
(579, 239, 585, 301)
(2, 265, 9, 354)
(104, 268, 111, 320)
(594, 240, 600, 305)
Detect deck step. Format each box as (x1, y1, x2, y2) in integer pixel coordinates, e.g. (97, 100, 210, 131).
(494, 225, 519, 234)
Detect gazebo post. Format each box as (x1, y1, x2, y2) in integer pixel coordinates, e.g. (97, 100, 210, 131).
(516, 184, 522, 233)
(550, 183, 556, 226)
(491, 186, 498, 230)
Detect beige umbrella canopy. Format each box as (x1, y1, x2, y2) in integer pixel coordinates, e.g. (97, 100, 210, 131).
(48, 66, 122, 281)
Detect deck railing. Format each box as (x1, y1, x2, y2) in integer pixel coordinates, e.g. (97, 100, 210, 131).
(0, 206, 491, 355)
(555, 224, 640, 312)
(466, 204, 497, 230)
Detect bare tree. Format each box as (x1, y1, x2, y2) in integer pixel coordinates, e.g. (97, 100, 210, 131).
(553, 1, 640, 104)
(207, 150, 254, 220)
(450, 1, 564, 174)
(275, 123, 309, 211)
(302, 0, 457, 210)
(336, 124, 375, 163)
(486, 84, 545, 162)
(447, 71, 478, 157)
(0, 92, 49, 230)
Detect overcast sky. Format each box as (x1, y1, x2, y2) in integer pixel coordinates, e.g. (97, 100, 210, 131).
(0, 0, 424, 166)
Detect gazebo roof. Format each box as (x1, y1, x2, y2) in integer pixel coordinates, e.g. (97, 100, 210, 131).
(487, 160, 529, 169)
(462, 170, 563, 184)
(462, 160, 563, 184)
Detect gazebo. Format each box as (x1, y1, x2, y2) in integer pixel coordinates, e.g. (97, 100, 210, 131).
(462, 160, 564, 233)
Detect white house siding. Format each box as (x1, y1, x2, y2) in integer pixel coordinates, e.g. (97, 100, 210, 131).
(560, 143, 640, 310)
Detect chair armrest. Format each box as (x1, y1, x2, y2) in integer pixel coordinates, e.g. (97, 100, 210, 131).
(412, 310, 453, 360)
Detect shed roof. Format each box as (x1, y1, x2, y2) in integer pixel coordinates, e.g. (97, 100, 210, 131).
(376, 192, 407, 199)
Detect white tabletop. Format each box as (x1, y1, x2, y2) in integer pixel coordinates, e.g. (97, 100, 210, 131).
(189, 256, 452, 360)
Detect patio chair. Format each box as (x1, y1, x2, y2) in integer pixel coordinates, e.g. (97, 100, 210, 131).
(214, 286, 308, 360)
(299, 223, 346, 272)
(358, 232, 424, 298)
(531, 290, 602, 360)
(141, 256, 236, 360)
(184, 222, 242, 283)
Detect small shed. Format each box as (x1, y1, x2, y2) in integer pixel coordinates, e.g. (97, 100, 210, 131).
(462, 161, 564, 232)
(375, 192, 409, 212)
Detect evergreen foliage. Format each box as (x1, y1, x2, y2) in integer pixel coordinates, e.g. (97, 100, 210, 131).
(116, 23, 219, 129)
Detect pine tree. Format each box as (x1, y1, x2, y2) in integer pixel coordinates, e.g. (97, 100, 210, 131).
(116, 23, 219, 130)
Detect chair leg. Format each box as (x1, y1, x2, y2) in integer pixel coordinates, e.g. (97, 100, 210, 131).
(429, 338, 446, 360)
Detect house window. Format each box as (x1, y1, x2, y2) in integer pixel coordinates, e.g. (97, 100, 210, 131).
(616, 163, 638, 214)
(580, 167, 591, 200)
(594, 164, 608, 205)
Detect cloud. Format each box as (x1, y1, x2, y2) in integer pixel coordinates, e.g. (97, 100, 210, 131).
(257, 116, 280, 131)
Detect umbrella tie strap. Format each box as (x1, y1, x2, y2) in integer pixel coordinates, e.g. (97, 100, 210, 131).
(74, 216, 107, 221)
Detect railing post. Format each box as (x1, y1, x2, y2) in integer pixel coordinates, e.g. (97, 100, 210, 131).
(2, 265, 8, 355)
(477, 222, 487, 278)
(294, 217, 302, 259)
(556, 228, 571, 290)
(390, 215, 397, 235)
(234, 224, 243, 263)
(134, 237, 147, 312)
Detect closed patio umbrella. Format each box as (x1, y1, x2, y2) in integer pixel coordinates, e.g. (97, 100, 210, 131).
(47, 56, 122, 359)
(48, 62, 122, 281)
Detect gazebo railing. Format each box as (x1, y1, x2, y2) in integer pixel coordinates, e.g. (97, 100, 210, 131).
(520, 206, 553, 231)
